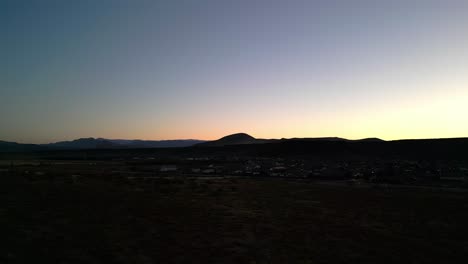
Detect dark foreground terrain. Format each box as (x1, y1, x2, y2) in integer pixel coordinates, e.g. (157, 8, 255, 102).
(2, 165, 468, 264)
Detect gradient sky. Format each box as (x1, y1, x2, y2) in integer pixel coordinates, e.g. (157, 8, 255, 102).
(2, 0, 468, 143)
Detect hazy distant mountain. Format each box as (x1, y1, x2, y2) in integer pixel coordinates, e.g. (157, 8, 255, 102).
(0, 141, 43, 152)
(44, 138, 206, 149)
(0, 138, 206, 152)
(44, 138, 116, 149)
(107, 139, 206, 148)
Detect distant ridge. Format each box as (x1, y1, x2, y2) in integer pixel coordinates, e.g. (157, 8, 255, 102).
(108, 139, 206, 148)
(358, 137, 384, 142)
(287, 137, 384, 142)
(43, 138, 204, 149)
(45, 138, 205, 149)
(287, 137, 348, 142)
(0, 138, 206, 152)
(46, 138, 115, 149)
(195, 134, 386, 147)
(194, 133, 386, 147)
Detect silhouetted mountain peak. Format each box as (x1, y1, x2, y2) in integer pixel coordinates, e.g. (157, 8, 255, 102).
(196, 133, 259, 147)
(219, 133, 255, 141)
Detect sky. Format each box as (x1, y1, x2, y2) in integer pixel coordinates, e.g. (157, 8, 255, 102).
(2, 0, 468, 143)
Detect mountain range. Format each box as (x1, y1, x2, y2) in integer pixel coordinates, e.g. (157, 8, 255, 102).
(194, 133, 384, 147)
(0, 133, 466, 156)
(0, 138, 206, 152)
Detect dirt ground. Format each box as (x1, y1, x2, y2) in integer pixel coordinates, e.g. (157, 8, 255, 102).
(2, 173, 468, 264)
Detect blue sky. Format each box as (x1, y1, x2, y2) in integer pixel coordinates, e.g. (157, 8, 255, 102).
(2, 0, 468, 143)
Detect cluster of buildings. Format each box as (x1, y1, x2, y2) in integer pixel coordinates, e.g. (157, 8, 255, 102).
(3, 155, 468, 188)
(125, 156, 468, 187)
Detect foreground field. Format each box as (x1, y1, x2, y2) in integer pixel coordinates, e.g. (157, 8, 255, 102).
(2, 174, 468, 263)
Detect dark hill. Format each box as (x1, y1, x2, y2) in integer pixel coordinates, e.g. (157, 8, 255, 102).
(196, 133, 260, 147)
(0, 141, 44, 152)
(356, 138, 384, 142)
(212, 137, 468, 160)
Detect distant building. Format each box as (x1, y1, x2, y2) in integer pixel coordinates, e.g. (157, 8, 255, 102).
(202, 168, 215, 174)
(160, 165, 178, 172)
